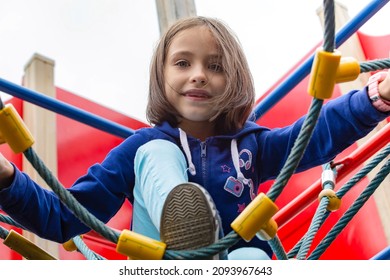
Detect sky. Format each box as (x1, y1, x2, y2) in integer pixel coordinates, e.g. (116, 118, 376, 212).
(0, 0, 389, 123)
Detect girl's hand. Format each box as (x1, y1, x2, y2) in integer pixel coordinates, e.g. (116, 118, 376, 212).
(379, 70, 390, 101)
(0, 153, 15, 190)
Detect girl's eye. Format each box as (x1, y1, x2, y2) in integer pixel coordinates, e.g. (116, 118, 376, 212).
(209, 63, 223, 73)
(175, 60, 189, 67)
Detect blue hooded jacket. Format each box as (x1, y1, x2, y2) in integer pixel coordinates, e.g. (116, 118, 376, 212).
(0, 88, 388, 257)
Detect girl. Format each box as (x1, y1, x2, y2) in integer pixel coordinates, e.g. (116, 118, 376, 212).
(0, 16, 389, 260)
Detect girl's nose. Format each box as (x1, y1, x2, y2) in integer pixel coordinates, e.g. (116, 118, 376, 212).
(190, 66, 207, 85)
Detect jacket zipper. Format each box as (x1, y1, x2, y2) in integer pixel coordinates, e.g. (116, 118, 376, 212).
(200, 142, 207, 182)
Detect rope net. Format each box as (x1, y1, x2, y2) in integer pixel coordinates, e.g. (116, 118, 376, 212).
(0, 0, 389, 260)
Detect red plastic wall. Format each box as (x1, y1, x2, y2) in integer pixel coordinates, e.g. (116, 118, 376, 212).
(55, 87, 148, 259)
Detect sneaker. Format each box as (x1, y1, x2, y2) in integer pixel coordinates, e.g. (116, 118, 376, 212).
(160, 183, 220, 259)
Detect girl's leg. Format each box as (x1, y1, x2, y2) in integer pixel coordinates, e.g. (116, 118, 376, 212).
(133, 139, 225, 259)
(132, 139, 189, 240)
(228, 247, 271, 260)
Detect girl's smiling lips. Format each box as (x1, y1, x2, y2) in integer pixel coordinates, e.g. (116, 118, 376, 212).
(181, 89, 211, 100)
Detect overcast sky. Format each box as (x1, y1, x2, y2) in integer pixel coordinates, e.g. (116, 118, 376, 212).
(0, 0, 389, 123)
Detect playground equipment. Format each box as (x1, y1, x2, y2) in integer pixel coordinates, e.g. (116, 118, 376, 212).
(0, 0, 389, 260)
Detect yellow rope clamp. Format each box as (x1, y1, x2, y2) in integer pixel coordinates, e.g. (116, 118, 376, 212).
(231, 193, 279, 242)
(308, 48, 342, 99)
(3, 229, 56, 260)
(335, 57, 360, 84)
(63, 236, 82, 252)
(318, 189, 341, 212)
(0, 104, 35, 153)
(116, 229, 166, 260)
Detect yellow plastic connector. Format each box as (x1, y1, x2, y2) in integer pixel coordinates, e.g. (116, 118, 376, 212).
(116, 229, 166, 260)
(0, 104, 35, 153)
(256, 218, 278, 241)
(318, 189, 341, 212)
(335, 57, 360, 83)
(308, 48, 342, 99)
(3, 229, 56, 260)
(62, 236, 82, 252)
(231, 193, 279, 242)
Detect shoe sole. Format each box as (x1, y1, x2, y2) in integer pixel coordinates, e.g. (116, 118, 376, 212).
(160, 183, 218, 251)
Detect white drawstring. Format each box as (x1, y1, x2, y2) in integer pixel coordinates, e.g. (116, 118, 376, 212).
(231, 139, 249, 185)
(178, 130, 247, 183)
(179, 128, 196, 176)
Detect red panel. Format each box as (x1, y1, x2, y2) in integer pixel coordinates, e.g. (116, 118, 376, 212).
(55, 87, 148, 259)
(357, 32, 390, 61)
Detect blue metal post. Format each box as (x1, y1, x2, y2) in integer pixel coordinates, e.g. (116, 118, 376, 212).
(0, 77, 135, 138)
(371, 246, 390, 260)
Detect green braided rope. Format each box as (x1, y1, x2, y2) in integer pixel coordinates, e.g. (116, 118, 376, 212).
(23, 147, 120, 244)
(0, 225, 9, 240)
(360, 59, 390, 73)
(289, 145, 389, 259)
(267, 98, 324, 202)
(322, 0, 336, 53)
(164, 231, 240, 260)
(72, 236, 106, 260)
(336, 144, 390, 199)
(0, 213, 24, 229)
(308, 159, 390, 260)
(268, 235, 288, 260)
(296, 197, 329, 259)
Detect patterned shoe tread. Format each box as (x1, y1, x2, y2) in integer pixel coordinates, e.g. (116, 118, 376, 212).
(160, 184, 217, 250)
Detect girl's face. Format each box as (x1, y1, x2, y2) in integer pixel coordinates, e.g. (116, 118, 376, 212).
(164, 26, 227, 132)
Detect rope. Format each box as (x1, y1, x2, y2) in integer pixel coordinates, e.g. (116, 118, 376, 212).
(268, 235, 288, 260)
(1, 0, 388, 260)
(23, 148, 120, 244)
(0, 213, 25, 229)
(308, 158, 390, 260)
(267, 0, 336, 202)
(0, 225, 9, 240)
(164, 231, 240, 260)
(360, 58, 390, 73)
(267, 98, 324, 201)
(288, 145, 389, 259)
(336, 144, 390, 199)
(295, 163, 336, 259)
(322, 0, 336, 53)
(296, 198, 329, 259)
(72, 236, 106, 260)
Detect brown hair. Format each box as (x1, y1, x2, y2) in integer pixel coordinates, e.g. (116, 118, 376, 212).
(147, 16, 255, 133)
